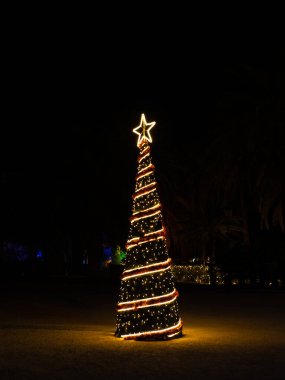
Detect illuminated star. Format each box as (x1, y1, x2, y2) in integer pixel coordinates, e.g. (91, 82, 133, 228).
(133, 113, 156, 147)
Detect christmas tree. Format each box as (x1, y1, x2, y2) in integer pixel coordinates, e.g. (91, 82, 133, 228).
(115, 114, 183, 340)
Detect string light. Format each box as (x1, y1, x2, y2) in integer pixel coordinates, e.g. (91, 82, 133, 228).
(115, 114, 183, 340)
(132, 184, 156, 200)
(117, 289, 178, 312)
(137, 163, 154, 176)
(131, 202, 161, 218)
(120, 319, 183, 340)
(138, 152, 150, 163)
(139, 145, 150, 158)
(118, 288, 176, 306)
(126, 235, 165, 250)
(121, 264, 172, 281)
(122, 258, 172, 274)
(125, 230, 165, 249)
(134, 181, 157, 195)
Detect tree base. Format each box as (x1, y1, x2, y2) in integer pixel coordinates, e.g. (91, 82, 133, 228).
(115, 329, 183, 341)
(135, 330, 183, 341)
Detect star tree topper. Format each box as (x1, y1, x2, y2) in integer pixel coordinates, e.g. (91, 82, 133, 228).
(133, 113, 156, 147)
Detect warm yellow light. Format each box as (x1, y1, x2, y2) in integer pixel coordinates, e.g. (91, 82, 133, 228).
(126, 236, 140, 244)
(132, 203, 161, 216)
(145, 227, 164, 237)
(131, 209, 161, 223)
(126, 229, 165, 249)
(120, 319, 183, 339)
(133, 187, 156, 200)
(137, 163, 154, 175)
(121, 264, 172, 281)
(133, 113, 156, 147)
(117, 294, 178, 312)
(136, 169, 154, 181)
(140, 145, 150, 156)
(135, 181, 156, 195)
(123, 258, 172, 274)
(138, 152, 150, 163)
(118, 288, 176, 305)
(126, 236, 165, 250)
(167, 331, 181, 338)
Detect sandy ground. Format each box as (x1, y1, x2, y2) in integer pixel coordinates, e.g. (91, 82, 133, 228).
(0, 278, 285, 380)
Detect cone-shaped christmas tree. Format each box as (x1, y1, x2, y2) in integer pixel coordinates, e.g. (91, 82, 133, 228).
(115, 114, 183, 340)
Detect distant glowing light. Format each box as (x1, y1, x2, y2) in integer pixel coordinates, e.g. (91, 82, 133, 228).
(36, 250, 43, 260)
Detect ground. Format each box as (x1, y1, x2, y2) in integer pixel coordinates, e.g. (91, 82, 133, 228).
(0, 277, 285, 380)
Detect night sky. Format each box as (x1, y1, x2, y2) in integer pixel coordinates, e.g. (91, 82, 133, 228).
(2, 38, 284, 252)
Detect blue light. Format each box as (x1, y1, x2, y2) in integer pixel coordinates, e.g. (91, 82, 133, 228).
(36, 250, 43, 260)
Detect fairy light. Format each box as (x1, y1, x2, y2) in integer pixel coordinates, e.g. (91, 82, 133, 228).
(123, 258, 172, 274)
(125, 230, 165, 250)
(115, 114, 183, 341)
(139, 145, 150, 157)
(126, 235, 165, 250)
(120, 319, 183, 340)
(132, 187, 156, 201)
(126, 236, 140, 244)
(167, 331, 182, 338)
(121, 258, 172, 279)
(117, 291, 178, 312)
(137, 163, 154, 176)
(136, 170, 154, 182)
(134, 181, 156, 195)
(121, 264, 172, 281)
(118, 287, 176, 305)
(145, 227, 164, 237)
(132, 184, 156, 200)
(138, 151, 150, 163)
(132, 202, 161, 217)
(130, 211, 161, 223)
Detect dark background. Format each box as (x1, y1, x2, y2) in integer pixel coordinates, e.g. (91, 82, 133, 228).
(1, 29, 284, 277)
